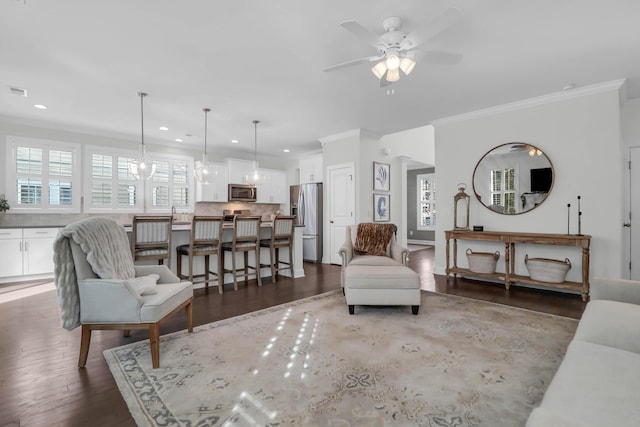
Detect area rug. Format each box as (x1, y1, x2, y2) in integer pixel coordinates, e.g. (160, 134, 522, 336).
(104, 290, 577, 426)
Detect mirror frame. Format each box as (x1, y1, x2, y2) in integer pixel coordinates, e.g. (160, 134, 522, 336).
(472, 143, 555, 215)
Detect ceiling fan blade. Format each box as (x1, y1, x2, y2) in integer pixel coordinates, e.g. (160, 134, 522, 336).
(421, 50, 463, 65)
(341, 20, 385, 49)
(322, 55, 383, 72)
(400, 7, 462, 50)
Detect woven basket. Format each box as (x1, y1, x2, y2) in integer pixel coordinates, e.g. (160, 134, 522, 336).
(525, 255, 571, 283)
(466, 249, 500, 274)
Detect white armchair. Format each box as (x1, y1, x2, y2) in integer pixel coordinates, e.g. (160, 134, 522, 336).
(54, 217, 193, 369)
(338, 223, 420, 315)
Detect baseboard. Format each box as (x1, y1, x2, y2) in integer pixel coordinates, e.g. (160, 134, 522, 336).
(407, 239, 435, 245)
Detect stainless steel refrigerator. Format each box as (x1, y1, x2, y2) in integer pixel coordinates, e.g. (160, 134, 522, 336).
(290, 183, 323, 263)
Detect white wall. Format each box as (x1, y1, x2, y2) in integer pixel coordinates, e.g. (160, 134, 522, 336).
(434, 83, 624, 284)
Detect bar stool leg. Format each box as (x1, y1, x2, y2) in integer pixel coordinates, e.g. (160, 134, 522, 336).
(256, 246, 262, 286)
(204, 255, 210, 290)
(288, 243, 293, 277)
(271, 246, 277, 283)
(231, 250, 238, 291)
(217, 252, 224, 294)
(188, 251, 194, 283)
(177, 250, 183, 280)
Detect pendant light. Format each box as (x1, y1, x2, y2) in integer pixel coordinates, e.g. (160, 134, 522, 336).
(128, 92, 157, 180)
(194, 107, 217, 184)
(245, 120, 265, 187)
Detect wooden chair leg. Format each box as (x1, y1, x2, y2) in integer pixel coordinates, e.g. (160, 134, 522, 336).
(188, 251, 194, 283)
(78, 324, 92, 368)
(149, 324, 160, 369)
(123, 330, 131, 337)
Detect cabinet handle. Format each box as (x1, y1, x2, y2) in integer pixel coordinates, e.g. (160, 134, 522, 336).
(25, 241, 29, 251)
(19, 241, 23, 252)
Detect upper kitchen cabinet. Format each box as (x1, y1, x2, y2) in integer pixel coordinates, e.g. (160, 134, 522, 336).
(257, 169, 287, 204)
(195, 163, 229, 202)
(299, 154, 323, 183)
(227, 158, 255, 184)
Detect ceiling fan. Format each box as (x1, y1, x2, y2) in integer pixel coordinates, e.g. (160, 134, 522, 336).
(323, 8, 463, 87)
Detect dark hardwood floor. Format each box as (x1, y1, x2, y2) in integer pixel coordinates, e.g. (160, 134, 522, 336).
(0, 247, 585, 426)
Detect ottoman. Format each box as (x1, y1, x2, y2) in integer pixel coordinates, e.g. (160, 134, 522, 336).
(344, 264, 421, 315)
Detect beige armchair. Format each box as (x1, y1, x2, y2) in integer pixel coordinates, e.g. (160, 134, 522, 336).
(338, 224, 420, 315)
(54, 217, 193, 369)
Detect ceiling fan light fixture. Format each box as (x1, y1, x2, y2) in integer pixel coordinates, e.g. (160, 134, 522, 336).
(371, 61, 387, 79)
(386, 67, 400, 82)
(385, 52, 400, 70)
(399, 57, 416, 75)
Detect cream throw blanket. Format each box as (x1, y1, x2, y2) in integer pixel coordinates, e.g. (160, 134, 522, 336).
(53, 217, 136, 331)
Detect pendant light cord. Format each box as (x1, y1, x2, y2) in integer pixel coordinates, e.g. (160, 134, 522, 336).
(203, 108, 210, 155)
(253, 120, 260, 164)
(138, 92, 147, 147)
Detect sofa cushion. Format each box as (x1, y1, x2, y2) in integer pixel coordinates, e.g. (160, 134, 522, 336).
(349, 255, 403, 267)
(527, 340, 640, 427)
(345, 265, 419, 290)
(574, 300, 640, 354)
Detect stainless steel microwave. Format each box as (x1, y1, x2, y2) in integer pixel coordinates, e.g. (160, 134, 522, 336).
(228, 184, 257, 202)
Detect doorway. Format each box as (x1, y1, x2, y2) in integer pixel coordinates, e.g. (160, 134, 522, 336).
(630, 146, 639, 279)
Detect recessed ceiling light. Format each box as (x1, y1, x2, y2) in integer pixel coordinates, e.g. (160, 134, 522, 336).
(283, 149, 290, 153)
(175, 138, 183, 142)
(185, 133, 192, 137)
(159, 126, 169, 131)
(231, 139, 239, 144)
(34, 104, 47, 110)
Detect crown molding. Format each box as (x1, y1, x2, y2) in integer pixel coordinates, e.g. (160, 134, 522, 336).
(431, 79, 627, 127)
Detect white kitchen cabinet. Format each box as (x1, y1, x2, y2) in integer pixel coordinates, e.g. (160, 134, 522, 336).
(195, 163, 229, 202)
(299, 154, 323, 183)
(0, 227, 59, 279)
(257, 169, 287, 204)
(226, 159, 255, 184)
(0, 229, 24, 278)
(23, 228, 58, 275)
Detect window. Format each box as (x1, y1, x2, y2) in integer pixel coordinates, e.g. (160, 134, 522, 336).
(417, 173, 435, 231)
(146, 154, 192, 212)
(85, 149, 193, 213)
(490, 168, 517, 214)
(6, 137, 81, 213)
(85, 146, 143, 213)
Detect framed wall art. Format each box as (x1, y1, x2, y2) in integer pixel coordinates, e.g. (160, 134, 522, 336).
(373, 161, 390, 192)
(373, 193, 390, 222)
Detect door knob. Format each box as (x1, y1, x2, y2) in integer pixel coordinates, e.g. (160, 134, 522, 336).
(330, 220, 334, 224)
(623, 223, 631, 228)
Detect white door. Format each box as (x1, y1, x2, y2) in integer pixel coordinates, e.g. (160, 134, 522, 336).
(328, 164, 355, 264)
(630, 147, 640, 279)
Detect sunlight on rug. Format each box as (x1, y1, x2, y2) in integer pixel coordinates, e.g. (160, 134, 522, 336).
(104, 290, 577, 427)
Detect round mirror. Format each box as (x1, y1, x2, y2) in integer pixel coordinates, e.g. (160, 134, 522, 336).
(472, 143, 554, 215)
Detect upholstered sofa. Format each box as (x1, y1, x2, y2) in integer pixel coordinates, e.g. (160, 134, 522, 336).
(338, 224, 420, 315)
(526, 277, 640, 426)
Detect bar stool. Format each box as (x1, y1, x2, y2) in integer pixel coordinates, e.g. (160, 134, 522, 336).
(176, 216, 224, 293)
(131, 215, 173, 266)
(222, 216, 262, 290)
(260, 215, 295, 283)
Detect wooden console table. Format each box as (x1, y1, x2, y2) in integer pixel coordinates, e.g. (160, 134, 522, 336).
(445, 230, 591, 301)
